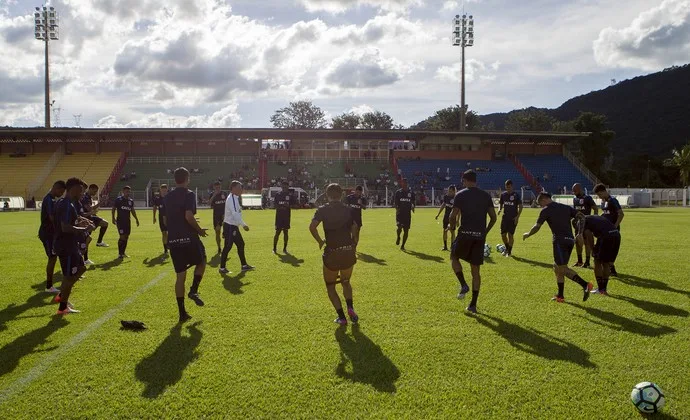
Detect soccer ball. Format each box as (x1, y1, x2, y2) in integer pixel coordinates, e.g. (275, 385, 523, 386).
(496, 244, 506, 253)
(483, 244, 491, 258)
(631, 382, 665, 414)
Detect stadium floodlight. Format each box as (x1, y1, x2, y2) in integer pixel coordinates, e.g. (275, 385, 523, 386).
(34, 5, 59, 128)
(451, 13, 474, 131)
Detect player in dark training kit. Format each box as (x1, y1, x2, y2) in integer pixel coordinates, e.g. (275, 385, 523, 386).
(112, 186, 140, 258)
(79, 184, 110, 265)
(394, 179, 415, 250)
(344, 185, 368, 247)
(309, 183, 359, 325)
(575, 214, 621, 296)
(523, 192, 593, 303)
(572, 183, 598, 268)
(39, 180, 66, 293)
(210, 182, 227, 254)
(497, 180, 522, 257)
(449, 171, 497, 313)
(54, 178, 96, 315)
(164, 168, 208, 322)
(273, 181, 296, 254)
(435, 185, 457, 251)
(152, 184, 169, 256)
(593, 184, 624, 277)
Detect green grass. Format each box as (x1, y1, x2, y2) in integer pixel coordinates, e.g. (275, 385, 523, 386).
(0, 207, 688, 419)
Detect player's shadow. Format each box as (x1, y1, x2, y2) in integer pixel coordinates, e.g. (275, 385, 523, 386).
(207, 254, 221, 268)
(356, 252, 387, 266)
(278, 253, 305, 267)
(98, 257, 126, 271)
(610, 295, 689, 317)
(0, 293, 54, 333)
(615, 273, 690, 299)
(512, 256, 554, 270)
(135, 322, 202, 399)
(402, 249, 445, 264)
(0, 317, 68, 378)
(567, 303, 677, 337)
(484, 256, 496, 264)
(335, 325, 400, 393)
(222, 271, 250, 295)
(473, 314, 596, 368)
(31, 276, 63, 292)
(142, 255, 168, 268)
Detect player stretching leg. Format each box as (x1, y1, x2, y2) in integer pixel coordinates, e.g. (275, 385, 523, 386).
(273, 181, 296, 254)
(594, 184, 624, 276)
(497, 180, 522, 257)
(80, 184, 110, 264)
(210, 181, 227, 254)
(166, 168, 208, 322)
(345, 185, 368, 247)
(572, 183, 598, 268)
(309, 183, 359, 325)
(219, 181, 254, 274)
(448, 171, 497, 313)
(153, 184, 169, 256)
(435, 185, 456, 251)
(39, 180, 66, 293)
(575, 214, 621, 296)
(394, 179, 415, 251)
(523, 192, 593, 303)
(112, 186, 139, 258)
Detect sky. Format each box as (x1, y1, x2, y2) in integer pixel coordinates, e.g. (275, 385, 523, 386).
(0, 0, 689, 128)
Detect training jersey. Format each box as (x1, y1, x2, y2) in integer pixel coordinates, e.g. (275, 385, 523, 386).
(80, 192, 94, 217)
(499, 191, 522, 219)
(537, 201, 578, 241)
(581, 215, 619, 238)
(210, 191, 227, 219)
(39, 193, 57, 238)
(442, 194, 454, 218)
(164, 187, 198, 248)
(394, 189, 415, 214)
(114, 195, 134, 221)
(344, 193, 368, 220)
(274, 190, 295, 219)
(313, 201, 354, 249)
(600, 196, 622, 225)
(153, 195, 166, 217)
(453, 187, 494, 239)
(53, 197, 79, 253)
(573, 194, 596, 215)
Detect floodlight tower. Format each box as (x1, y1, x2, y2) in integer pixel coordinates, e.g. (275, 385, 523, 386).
(452, 14, 474, 131)
(34, 5, 59, 128)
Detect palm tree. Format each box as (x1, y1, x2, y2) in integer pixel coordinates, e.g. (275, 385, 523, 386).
(664, 143, 690, 187)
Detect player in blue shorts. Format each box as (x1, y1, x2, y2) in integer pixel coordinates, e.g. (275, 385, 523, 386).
(435, 185, 456, 251)
(394, 179, 415, 250)
(344, 185, 368, 247)
(497, 180, 522, 257)
(448, 171, 497, 313)
(273, 181, 296, 254)
(112, 186, 139, 258)
(572, 183, 598, 268)
(575, 214, 621, 296)
(152, 184, 169, 256)
(593, 184, 624, 276)
(523, 192, 593, 303)
(38, 180, 66, 293)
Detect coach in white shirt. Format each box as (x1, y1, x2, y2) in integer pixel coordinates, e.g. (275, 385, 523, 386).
(219, 181, 254, 274)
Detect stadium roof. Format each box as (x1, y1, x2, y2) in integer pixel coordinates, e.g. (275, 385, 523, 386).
(0, 127, 589, 143)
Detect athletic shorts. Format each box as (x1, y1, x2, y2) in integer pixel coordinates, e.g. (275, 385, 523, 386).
(213, 213, 224, 229)
(169, 239, 206, 273)
(442, 214, 450, 230)
(396, 213, 411, 229)
(323, 246, 357, 272)
(59, 250, 84, 277)
(159, 218, 168, 233)
(40, 235, 56, 258)
(275, 215, 291, 230)
(552, 238, 575, 266)
(117, 220, 131, 236)
(452, 236, 485, 266)
(593, 234, 620, 264)
(501, 217, 517, 235)
(89, 216, 104, 226)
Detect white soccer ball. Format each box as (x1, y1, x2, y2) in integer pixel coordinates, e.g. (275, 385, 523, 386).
(483, 244, 491, 258)
(496, 244, 506, 253)
(631, 382, 665, 414)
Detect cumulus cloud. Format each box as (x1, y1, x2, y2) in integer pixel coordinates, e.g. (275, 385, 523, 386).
(435, 59, 501, 83)
(322, 48, 422, 90)
(94, 103, 242, 128)
(298, 0, 423, 14)
(593, 0, 690, 70)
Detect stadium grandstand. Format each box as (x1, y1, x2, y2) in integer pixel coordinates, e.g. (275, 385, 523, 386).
(0, 128, 597, 207)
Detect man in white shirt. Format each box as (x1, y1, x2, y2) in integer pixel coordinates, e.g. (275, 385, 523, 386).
(219, 181, 254, 274)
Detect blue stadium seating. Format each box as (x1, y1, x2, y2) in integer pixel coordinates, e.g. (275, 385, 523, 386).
(516, 155, 593, 193)
(397, 159, 529, 192)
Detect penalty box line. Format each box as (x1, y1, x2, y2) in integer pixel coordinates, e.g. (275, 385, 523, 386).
(0, 271, 169, 406)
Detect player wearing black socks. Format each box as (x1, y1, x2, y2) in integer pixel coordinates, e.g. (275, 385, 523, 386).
(273, 181, 296, 254)
(497, 180, 522, 257)
(344, 185, 368, 247)
(523, 192, 593, 303)
(152, 184, 169, 256)
(594, 184, 624, 277)
(435, 185, 456, 251)
(39, 180, 66, 293)
(82, 184, 110, 253)
(572, 183, 598, 268)
(575, 214, 621, 295)
(448, 171, 497, 313)
(394, 179, 415, 250)
(112, 186, 139, 258)
(165, 168, 208, 323)
(210, 182, 227, 254)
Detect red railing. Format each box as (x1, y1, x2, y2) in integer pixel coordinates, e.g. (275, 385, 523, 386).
(102, 152, 127, 198)
(510, 154, 542, 192)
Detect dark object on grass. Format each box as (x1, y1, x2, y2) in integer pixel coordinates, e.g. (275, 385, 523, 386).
(121, 320, 147, 331)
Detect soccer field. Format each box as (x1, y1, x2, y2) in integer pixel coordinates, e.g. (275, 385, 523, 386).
(0, 207, 688, 419)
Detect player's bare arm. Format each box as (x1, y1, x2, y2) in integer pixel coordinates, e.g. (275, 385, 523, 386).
(132, 208, 140, 227)
(486, 206, 497, 234)
(185, 210, 207, 237)
(616, 208, 625, 228)
(309, 220, 324, 249)
(523, 222, 542, 240)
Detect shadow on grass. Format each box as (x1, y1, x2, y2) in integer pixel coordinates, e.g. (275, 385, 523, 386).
(207, 254, 221, 268)
(610, 295, 689, 317)
(98, 257, 126, 271)
(0, 293, 54, 333)
(473, 313, 596, 368)
(512, 256, 554, 270)
(567, 302, 676, 337)
(136, 322, 202, 399)
(641, 411, 683, 420)
(615, 273, 690, 299)
(357, 252, 387, 266)
(0, 317, 68, 378)
(335, 325, 400, 393)
(402, 249, 445, 264)
(222, 271, 249, 295)
(142, 254, 168, 268)
(278, 253, 304, 267)
(31, 275, 63, 292)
